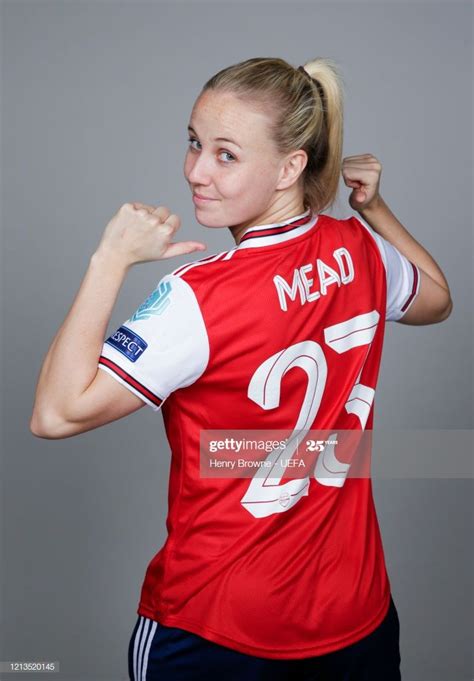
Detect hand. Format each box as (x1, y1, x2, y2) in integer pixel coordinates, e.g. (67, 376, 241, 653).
(341, 154, 383, 212)
(96, 202, 207, 267)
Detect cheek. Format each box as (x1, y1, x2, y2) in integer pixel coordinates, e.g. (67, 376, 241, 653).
(237, 168, 277, 201)
(227, 164, 276, 198)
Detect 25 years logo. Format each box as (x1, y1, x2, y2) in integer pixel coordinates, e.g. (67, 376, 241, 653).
(306, 439, 338, 452)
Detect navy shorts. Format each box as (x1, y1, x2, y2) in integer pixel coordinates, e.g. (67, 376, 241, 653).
(128, 595, 401, 680)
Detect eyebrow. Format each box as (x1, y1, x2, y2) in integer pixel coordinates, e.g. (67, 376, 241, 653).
(187, 125, 242, 149)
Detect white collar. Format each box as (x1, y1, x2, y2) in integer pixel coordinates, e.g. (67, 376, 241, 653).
(236, 208, 318, 250)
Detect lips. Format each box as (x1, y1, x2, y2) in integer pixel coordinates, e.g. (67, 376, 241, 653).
(193, 193, 216, 200)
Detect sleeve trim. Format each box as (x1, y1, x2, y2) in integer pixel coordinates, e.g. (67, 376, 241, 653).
(400, 262, 420, 312)
(98, 355, 163, 409)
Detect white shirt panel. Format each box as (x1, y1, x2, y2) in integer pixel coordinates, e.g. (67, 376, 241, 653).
(351, 213, 421, 321)
(98, 274, 209, 411)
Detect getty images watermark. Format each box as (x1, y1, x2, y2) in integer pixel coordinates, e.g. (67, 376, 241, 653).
(200, 430, 369, 481)
(200, 430, 474, 479)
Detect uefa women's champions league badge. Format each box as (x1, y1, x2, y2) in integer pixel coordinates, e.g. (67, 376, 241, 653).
(130, 280, 172, 321)
(104, 280, 172, 362)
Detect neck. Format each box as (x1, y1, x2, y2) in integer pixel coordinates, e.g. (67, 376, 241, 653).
(229, 199, 308, 245)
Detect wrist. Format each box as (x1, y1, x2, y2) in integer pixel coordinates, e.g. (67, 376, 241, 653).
(359, 194, 386, 218)
(90, 247, 132, 275)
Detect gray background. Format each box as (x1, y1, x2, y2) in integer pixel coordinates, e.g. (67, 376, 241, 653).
(1, 1, 472, 680)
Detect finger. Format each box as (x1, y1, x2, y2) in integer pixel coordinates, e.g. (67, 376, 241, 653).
(342, 168, 380, 179)
(132, 202, 172, 222)
(342, 159, 381, 168)
(342, 164, 380, 174)
(152, 205, 172, 221)
(132, 202, 154, 213)
(133, 201, 163, 212)
(158, 223, 176, 239)
(161, 241, 207, 259)
(342, 159, 380, 167)
(157, 216, 182, 240)
(342, 154, 378, 161)
(162, 213, 181, 231)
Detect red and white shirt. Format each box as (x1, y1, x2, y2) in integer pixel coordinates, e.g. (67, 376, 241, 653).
(98, 209, 420, 659)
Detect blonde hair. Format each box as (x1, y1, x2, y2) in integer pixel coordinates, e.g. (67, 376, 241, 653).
(200, 56, 345, 215)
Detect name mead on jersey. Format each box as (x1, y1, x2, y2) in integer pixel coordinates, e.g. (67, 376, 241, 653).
(273, 247, 354, 312)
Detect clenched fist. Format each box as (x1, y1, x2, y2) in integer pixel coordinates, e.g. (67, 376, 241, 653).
(341, 154, 383, 212)
(96, 202, 207, 267)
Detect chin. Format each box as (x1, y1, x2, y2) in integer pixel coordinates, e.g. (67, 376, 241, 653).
(193, 211, 228, 229)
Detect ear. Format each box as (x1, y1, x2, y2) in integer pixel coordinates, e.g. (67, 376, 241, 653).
(276, 149, 308, 190)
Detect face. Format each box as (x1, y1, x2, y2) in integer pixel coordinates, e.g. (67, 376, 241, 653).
(183, 89, 304, 238)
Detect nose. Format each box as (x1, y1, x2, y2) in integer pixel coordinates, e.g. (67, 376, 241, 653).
(186, 150, 213, 185)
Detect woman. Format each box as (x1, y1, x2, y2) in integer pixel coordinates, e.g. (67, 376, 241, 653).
(30, 57, 452, 681)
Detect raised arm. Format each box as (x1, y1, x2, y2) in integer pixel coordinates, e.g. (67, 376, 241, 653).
(342, 154, 453, 325)
(30, 203, 206, 439)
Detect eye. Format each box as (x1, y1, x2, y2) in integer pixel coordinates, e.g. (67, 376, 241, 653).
(219, 150, 236, 162)
(187, 136, 200, 150)
(187, 137, 236, 163)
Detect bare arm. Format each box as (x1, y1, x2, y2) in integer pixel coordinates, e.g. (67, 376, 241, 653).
(358, 195, 452, 324)
(30, 250, 139, 436)
(30, 202, 206, 438)
(359, 195, 450, 293)
(342, 155, 453, 325)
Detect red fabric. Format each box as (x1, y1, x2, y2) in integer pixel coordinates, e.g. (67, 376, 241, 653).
(137, 214, 392, 659)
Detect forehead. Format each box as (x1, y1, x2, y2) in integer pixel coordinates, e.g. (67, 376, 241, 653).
(189, 90, 272, 149)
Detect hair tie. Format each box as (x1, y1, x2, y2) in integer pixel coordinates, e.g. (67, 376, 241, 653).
(297, 65, 325, 101)
(297, 65, 311, 79)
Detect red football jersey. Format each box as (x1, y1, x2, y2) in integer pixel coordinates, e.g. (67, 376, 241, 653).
(98, 209, 420, 659)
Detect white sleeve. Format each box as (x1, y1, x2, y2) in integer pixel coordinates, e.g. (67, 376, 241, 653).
(97, 274, 209, 411)
(352, 214, 421, 322)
